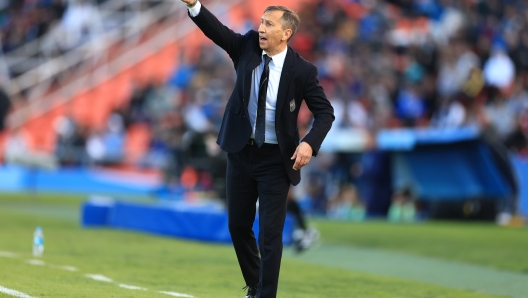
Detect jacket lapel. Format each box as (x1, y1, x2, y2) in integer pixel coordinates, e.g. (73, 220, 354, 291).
(275, 47, 294, 122)
(244, 51, 262, 109)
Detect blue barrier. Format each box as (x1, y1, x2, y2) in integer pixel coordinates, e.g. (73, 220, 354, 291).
(0, 166, 161, 195)
(82, 199, 294, 245)
(377, 127, 480, 150)
(0, 166, 30, 192)
(393, 142, 512, 201)
(81, 197, 115, 226)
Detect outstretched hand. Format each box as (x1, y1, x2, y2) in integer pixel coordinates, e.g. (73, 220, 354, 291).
(291, 142, 313, 171)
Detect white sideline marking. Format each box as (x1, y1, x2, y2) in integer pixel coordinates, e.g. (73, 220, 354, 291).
(25, 259, 77, 272)
(0, 285, 35, 298)
(119, 284, 147, 290)
(50, 265, 78, 272)
(25, 259, 45, 266)
(159, 291, 194, 297)
(85, 274, 113, 282)
(0, 251, 17, 258)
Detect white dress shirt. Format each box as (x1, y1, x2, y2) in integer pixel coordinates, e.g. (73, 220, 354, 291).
(247, 49, 287, 144)
(188, 1, 286, 144)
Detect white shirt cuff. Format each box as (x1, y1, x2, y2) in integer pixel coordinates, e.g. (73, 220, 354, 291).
(188, 1, 202, 17)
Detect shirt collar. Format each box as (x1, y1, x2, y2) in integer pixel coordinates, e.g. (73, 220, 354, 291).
(262, 46, 288, 67)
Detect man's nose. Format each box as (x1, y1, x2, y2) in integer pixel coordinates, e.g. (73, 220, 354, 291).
(258, 24, 265, 33)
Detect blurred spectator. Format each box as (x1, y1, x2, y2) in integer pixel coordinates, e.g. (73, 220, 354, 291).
(86, 112, 125, 165)
(394, 83, 427, 126)
(143, 82, 180, 124)
(509, 30, 528, 73)
(52, 0, 66, 19)
(201, 132, 227, 200)
(1, 0, 66, 53)
(504, 79, 528, 155)
(0, 86, 10, 132)
(484, 87, 517, 140)
(58, 0, 103, 50)
(304, 171, 329, 215)
(327, 184, 365, 221)
(388, 187, 417, 223)
(126, 82, 152, 124)
(430, 97, 466, 128)
(483, 44, 515, 90)
(4, 127, 57, 169)
(54, 115, 87, 165)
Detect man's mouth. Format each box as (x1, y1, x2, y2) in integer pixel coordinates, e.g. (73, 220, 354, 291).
(260, 37, 267, 42)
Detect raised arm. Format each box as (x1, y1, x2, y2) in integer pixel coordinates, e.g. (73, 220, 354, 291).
(182, 0, 246, 63)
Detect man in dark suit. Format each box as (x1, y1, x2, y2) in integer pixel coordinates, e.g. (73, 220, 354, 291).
(180, 1, 334, 297)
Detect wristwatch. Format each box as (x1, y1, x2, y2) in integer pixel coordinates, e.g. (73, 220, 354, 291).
(187, 0, 198, 8)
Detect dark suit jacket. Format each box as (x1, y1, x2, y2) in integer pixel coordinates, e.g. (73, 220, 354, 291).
(189, 5, 334, 185)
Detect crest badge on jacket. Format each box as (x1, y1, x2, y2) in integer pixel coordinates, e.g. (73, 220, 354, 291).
(290, 99, 296, 112)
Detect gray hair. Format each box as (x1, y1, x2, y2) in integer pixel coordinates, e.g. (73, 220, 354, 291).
(264, 6, 300, 41)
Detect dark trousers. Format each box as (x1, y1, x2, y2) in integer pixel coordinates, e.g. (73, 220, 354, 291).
(227, 143, 290, 298)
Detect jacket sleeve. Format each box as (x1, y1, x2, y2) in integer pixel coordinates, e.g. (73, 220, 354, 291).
(188, 4, 249, 64)
(301, 66, 335, 156)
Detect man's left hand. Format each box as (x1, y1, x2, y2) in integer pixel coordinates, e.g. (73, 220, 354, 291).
(291, 141, 313, 170)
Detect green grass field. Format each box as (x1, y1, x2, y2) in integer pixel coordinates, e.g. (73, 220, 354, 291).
(0, 192, 525, 298)
(317, 220, 528, 273)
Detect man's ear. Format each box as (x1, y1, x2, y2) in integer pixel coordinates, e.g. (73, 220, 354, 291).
(283, 29, 292, 41)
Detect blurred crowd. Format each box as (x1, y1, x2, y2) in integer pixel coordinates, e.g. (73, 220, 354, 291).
(0, 0, 110, 55)
(291, 0, 528, 148)
(0, 0, 66, 53)
(3, 0, 528, 218)
(290, 0, 528, 219)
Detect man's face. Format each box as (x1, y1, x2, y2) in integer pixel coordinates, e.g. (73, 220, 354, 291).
(258, 10, 290, 53)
